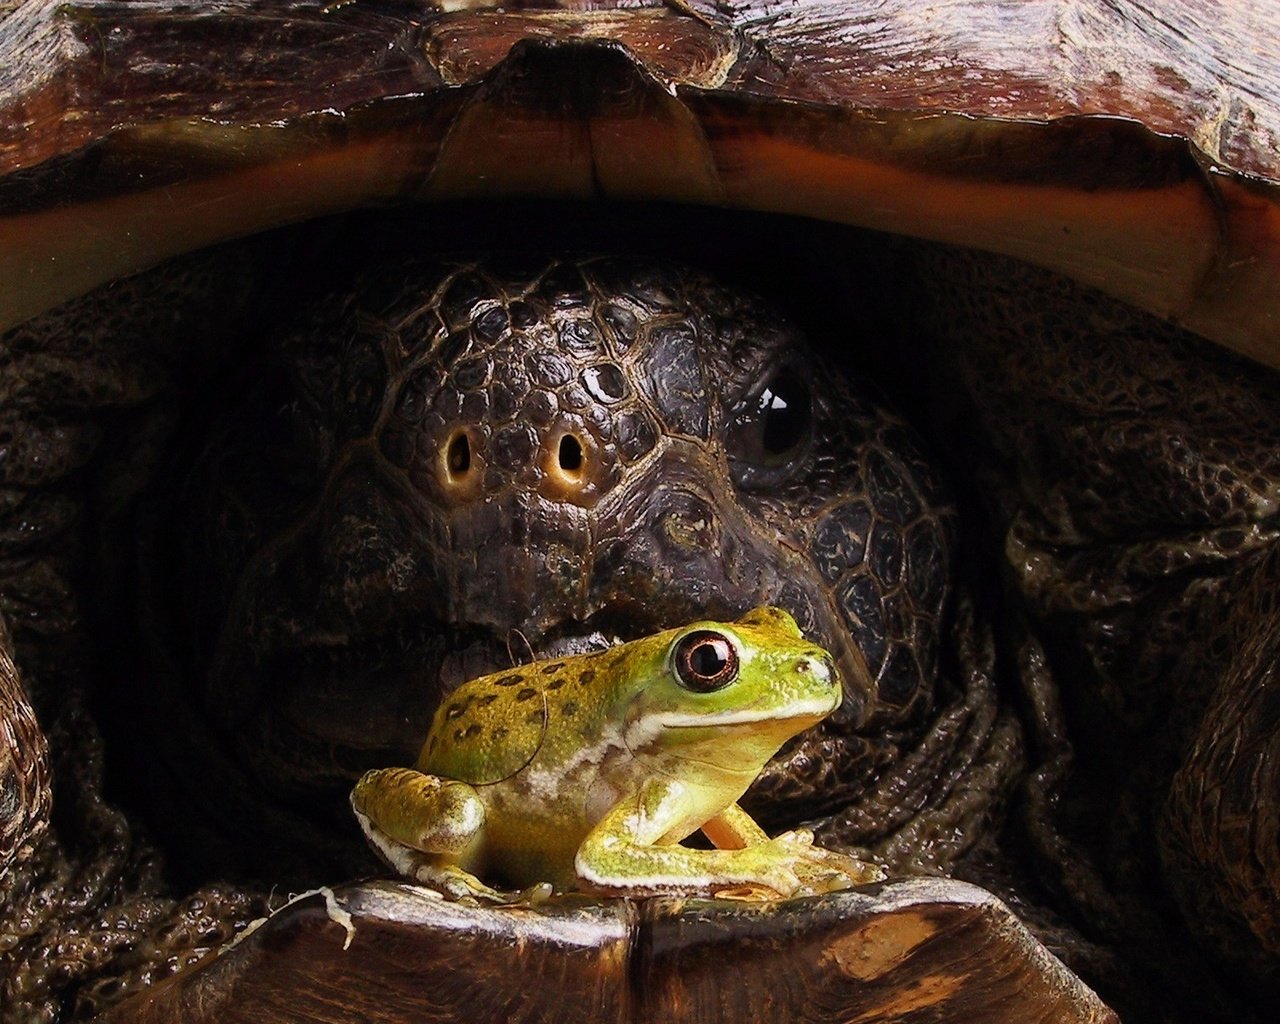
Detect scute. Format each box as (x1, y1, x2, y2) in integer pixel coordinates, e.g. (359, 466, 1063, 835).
(0, 1, 1278, 360)
(93, 880, 1118, 1024)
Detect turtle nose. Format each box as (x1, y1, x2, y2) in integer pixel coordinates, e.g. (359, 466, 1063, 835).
(430, 413, 618, 509)
(439, 426, 484, 500)
(541, 427, 596, 501)
(440, 488, 596, 633)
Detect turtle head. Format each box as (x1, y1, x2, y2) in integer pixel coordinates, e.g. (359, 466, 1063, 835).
(174, 256, 952, 838)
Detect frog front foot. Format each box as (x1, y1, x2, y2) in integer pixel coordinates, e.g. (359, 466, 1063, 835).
(748, 828, 886, 897)
(575, 787, 886, 900)
(391, 850, 551, 906)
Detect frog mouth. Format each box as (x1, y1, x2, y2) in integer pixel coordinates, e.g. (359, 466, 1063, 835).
(655, 698, 840, 731)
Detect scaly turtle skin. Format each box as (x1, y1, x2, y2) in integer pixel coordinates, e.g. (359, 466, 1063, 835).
(1, 2, 1279, 1022)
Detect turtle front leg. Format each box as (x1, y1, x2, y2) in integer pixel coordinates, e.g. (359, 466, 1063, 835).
(1161, 548, 1280, 973)
(0, 617, 50, 875)
(921, 248, 1280, 1007)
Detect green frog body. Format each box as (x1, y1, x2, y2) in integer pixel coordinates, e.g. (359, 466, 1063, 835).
(350, 607, 883, 900)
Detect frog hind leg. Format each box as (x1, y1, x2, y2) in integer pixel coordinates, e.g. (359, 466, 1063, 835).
(699, 801, 770, 848)
(350, 767, 508, 902)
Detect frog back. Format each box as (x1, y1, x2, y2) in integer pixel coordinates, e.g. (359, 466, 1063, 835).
(420, 634, 672, 786)
(418, 665, 553, 785)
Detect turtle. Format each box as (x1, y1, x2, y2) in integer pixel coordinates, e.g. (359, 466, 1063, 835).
(1, 1, 1278, 1022)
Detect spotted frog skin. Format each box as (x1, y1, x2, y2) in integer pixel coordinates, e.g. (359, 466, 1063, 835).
(350, 607, 883, 900)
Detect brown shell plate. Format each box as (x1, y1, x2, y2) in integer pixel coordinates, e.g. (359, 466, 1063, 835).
(105, 879, 1115, 1024)
(0, 0, 1278, 364)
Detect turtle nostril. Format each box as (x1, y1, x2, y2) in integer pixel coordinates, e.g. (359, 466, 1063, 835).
(440, 427, 485, 499)
(557, 434, 584, 476)
(447, 432, 472, 476)
(541, 428, 603, 505)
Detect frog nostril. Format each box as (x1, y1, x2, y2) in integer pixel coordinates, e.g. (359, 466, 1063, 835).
(795, 654, 833, 682)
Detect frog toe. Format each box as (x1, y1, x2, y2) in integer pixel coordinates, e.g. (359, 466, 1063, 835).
(789, 846, 886, 894)
(410, 860, 512, 904)
(771, 827, 817, 849)
(419, 864, 557, 905)
(515, 881, 555, 905)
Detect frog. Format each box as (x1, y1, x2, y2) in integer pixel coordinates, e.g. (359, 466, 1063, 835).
(349, 606, 885, 902)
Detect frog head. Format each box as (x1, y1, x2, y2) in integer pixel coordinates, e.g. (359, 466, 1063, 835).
(623, 606, 842, 784)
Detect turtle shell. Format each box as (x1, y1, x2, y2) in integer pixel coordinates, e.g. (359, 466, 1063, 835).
(104, 881, 1116, 1024)
(1, 0, 1277, 361)
(2, 2, 1279, 1023)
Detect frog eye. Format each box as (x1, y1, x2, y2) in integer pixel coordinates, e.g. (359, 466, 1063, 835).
(673, 630, 739, 692)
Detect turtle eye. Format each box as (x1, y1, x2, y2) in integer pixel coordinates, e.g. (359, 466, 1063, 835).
(726, 367, 812, 489)
(673, 630, 739, 692)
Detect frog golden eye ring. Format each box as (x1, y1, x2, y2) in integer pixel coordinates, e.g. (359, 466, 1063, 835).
(673, 631, 739, 693)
